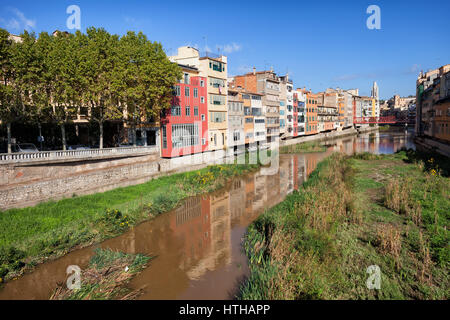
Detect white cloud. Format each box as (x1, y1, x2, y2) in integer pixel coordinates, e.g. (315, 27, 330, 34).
(405, 64, 420, 75)
(0, 7, 36, 31)
(236, 65, 253, 74)
(215, 42, 242, 54)
(124, 16, 136, 24)
(333, 74, 360, 81)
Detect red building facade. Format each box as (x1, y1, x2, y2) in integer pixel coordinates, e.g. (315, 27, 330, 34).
(160, 65, 209, 158)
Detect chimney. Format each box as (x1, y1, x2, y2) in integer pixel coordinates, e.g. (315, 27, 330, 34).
(253, 67, 256, 75)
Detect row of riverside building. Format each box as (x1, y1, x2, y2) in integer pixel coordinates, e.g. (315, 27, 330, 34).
(415, 64, 450, 145)
(161, 46, 380, 158)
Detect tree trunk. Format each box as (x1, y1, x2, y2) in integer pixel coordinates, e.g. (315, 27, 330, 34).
(99, 121, 104, 149)
(61, 123, 67, 151)
(38, 122, 43, 151)
(7, 123, 12, 154)
(132, 122, 136, 146)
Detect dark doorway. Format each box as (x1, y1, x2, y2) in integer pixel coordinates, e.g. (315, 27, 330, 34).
(147, 130, 156, 146)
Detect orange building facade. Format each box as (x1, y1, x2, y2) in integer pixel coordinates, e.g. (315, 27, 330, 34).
(305, 92, 319, 135)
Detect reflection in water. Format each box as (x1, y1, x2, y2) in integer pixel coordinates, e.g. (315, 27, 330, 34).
(0, 129, 414, 300)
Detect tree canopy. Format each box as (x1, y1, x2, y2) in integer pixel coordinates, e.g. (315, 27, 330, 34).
(0, 27, 181, 151)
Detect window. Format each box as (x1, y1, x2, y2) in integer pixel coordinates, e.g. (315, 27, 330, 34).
(194, 106, 199, 116)
(209, 77, 225, 88)
(184, 73, 189, 85)
(185, 106, 190, 116)
(161, 125, 167, 149)
(210, 60, 224, 72)
(194, 88, 198, 98)
(210, 112, 225, 123)
(171, 106, 181, 116)
(200, 80, 205, 87)
(171, 123, 199, 148)
(245, 118, 253, 123)
(209, 94, 225, 105)
(174, 86, 181, 96)
(201, 114, 205, 121)
(201, 96, 205, 103)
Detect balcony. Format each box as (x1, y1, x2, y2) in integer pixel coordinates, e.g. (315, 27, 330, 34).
(252, 108, 262, 116)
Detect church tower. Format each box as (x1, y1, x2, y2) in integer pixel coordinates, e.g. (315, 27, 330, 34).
(371, 81, 379, 99)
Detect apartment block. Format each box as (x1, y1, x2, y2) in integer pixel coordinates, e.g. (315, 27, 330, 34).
(234, 69, 280, 142)
(416, 64, 450, 143)
(227, 89, 245, 151)
(160, 64, 208, 158)
(317, 92, 337, 132)
(170, 47, 228, 152)
(305, 91, 319, 135)
(296, 89, 306, 136)
(279, 75, 293, 138)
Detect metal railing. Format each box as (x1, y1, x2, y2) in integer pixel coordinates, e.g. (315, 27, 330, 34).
(0, 146, 158, 164)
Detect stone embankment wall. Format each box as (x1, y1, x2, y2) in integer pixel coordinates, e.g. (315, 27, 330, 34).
(0, 150, 235, 210)
(0, 127, 375, 210)
(280, 125, 378, 147)
(414, 136, 450, 158)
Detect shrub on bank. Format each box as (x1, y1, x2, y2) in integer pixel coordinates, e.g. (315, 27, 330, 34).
(239, 150, 449, 300)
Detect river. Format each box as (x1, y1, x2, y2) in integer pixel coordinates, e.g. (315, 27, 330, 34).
(0, 128, 415, 300)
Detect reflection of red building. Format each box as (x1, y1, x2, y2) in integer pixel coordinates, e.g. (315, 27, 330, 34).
(170, 196, 211, 266)
(160, 64, 208, 158)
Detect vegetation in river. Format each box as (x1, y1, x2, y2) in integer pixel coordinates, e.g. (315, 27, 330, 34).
(0, 163, 258, 282)
(50, 248, 151, 300)
(280, 141, 326, 154)
(239, 150, 449, 300)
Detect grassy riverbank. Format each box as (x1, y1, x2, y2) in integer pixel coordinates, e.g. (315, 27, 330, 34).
(280, 141, 326, 154)
(239, 150, 449, 299)
(0, 162, 259, 283)
(50, 248, 151, 300)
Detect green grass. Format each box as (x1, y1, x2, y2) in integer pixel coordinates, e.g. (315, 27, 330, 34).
(239, 150, 449, 300)
(0, 162, 259, 282)
(50, 248, 152, 300)
(280, 141, 326, 154)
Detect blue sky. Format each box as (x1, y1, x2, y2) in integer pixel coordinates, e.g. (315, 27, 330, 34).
(1, 0, 449, 99)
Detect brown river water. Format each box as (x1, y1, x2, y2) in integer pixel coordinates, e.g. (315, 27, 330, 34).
(0, 128, 415, 300)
